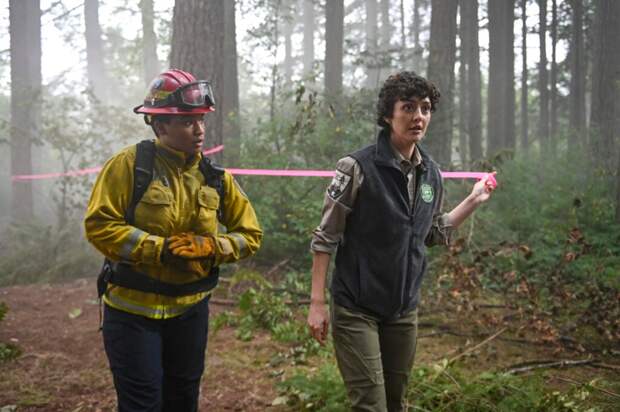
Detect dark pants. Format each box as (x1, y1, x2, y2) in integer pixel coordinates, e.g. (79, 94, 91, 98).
(102, 298, 210, 412)
(331, 303, 418, 412)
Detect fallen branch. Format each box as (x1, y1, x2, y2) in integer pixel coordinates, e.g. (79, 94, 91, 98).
(209, 297, 310, 307)
(449, 327, 507, 364)
(550, 375, 620, 399)
(504, 358, 594, 375)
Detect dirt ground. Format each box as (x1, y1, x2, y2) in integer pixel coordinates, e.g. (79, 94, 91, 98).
(0, 278, 618, 411)
(0, 278, 284, 411)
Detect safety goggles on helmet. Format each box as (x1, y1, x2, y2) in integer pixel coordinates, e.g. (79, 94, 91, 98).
(148, 81, 215, 110)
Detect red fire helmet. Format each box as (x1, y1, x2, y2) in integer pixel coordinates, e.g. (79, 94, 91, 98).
(133, 69, 215, 115)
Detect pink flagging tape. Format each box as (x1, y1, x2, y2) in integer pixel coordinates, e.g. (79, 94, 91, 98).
(11, 145, 226, 182)
(226, 168, 336, 177)
(228, 169, 496, 184)
(11, 142, 496, 185)
(203, 145, 225, 155)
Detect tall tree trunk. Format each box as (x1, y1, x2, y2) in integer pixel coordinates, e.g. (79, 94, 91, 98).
(426, 0, 457, 167)
(457, 1, 467, 165)
(84, 0, 108, 102)
(365, 0, 379, 89)
(325, 0, 344, 97)
(462, 0, 482, 161)
(170, 0, 225, 162)
(550, 0, 558, 149)
(223, 0, 240, 165)
(283, 3, 294, 85)
(399, 0, 406, 57)
(617, 148, 620, 223)
(411, 0, 424, 73)
(538, 0, 549, 150)
(590, 0, 620, 172)
(379, 0, 391, 81)
(9, 0, 40, 222)
(487, 0, 516, 155)
(521, 0, 529, 149)
(303, 0, 315, 80)
(140, 0, 159, 85)
(568, 0, 585, 151)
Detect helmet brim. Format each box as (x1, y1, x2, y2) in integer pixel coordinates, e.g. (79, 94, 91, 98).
(133, 105, 215, 115)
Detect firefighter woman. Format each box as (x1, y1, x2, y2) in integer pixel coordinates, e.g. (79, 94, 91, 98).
(308, 71, 494, 411)
(84, 69, 262, 412)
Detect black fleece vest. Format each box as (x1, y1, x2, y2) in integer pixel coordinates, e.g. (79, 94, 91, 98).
(331, 132, 443, 319)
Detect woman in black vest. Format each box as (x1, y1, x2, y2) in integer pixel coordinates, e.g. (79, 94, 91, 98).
(308, 71, 495, 412)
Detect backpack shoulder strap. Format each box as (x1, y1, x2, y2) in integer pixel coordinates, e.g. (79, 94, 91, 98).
(198, 155, 226, 221)
(126, 139, 156, 225)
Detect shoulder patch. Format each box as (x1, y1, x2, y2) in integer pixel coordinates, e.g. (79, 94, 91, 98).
(327, 170, 352, 200)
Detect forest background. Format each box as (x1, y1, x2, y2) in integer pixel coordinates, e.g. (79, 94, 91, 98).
(0, 0, 619, 411)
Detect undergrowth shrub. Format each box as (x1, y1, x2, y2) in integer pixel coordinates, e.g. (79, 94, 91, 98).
(0, 302, 21, 363)
(0, 220, 100, 286)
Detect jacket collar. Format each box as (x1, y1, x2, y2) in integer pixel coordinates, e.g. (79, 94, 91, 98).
(155, 139, 201, 170)
(374, 128, 429, 172)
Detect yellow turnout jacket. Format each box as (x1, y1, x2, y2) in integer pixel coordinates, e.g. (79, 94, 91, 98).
(84, 140, 262, 319)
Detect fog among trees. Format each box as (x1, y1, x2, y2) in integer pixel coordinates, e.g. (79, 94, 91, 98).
(0, 1, 619, 410)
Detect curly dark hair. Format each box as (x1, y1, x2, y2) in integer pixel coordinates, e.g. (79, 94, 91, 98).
(376, 71, 441, 129)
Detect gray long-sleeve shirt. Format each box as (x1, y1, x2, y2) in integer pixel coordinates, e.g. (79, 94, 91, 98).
(311, 144, 452, 254)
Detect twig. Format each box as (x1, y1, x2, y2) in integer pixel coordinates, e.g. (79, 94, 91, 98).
(265, 258, 290, 277)
(209, 297, 310, 306)
(590, 361, 620, 372)
(504, 358, 594, 375)
(449, 327, 507, 364)
(550, 375, 620, 399)
(210, 298, 237, 306)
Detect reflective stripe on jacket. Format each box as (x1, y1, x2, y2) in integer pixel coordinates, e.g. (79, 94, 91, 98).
(84, 140, 262, 319)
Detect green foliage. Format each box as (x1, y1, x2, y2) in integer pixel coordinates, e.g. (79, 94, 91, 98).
(423, 150, 620, 348)
(0, 342, 21, 363)
(407, 362, 602, 412)
(211, 270, 324, 361)
(0, 302, 21, 363)
(0, 220, 100, 286)
(241, 87, 376, 267)
(278, 360, 609, 412)
(277, 363, 349, 412)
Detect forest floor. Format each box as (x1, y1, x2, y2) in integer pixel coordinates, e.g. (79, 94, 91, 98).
(0, 277, 618, 411)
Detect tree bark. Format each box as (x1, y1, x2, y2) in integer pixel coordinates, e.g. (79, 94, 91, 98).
(399, 0, 406, 56)
(325, 0, 344, 97)
(426, 0, 457, 167)
(283, 2, 294, 85)
(462, 0, 483, 160)
(521, 0, 529, 149)
(550, 0, 558, 149)
(590, 0, 620, 172)
(365, 0, 379, 89)
(568, 0, 585, 151)
(9, 0, 40, 222)
(223, 0, 240, 165)
(487, 0, 516, 155)
(461, 0, 482, 162)
(303, 0, 315, 80)
(457, 1, 468, 165)
(170, 0, 225, 163)
(538, 0, 549, 150)
(140, 0, 159, 85)
(84, 0, 108, 102)
(379, 0, 391, 81)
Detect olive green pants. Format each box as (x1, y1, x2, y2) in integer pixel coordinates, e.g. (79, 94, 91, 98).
(331, 304, 418, 412)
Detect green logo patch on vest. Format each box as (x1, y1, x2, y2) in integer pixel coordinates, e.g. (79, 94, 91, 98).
(420, 183, 434, 203)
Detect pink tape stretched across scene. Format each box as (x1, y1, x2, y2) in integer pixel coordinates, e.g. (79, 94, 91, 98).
(10, 143, 497, 187)
(11, 145, 225, 182)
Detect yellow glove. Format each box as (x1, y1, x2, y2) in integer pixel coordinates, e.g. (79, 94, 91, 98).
(167, 233, 216, 259)
(161, 240, 209, 276)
